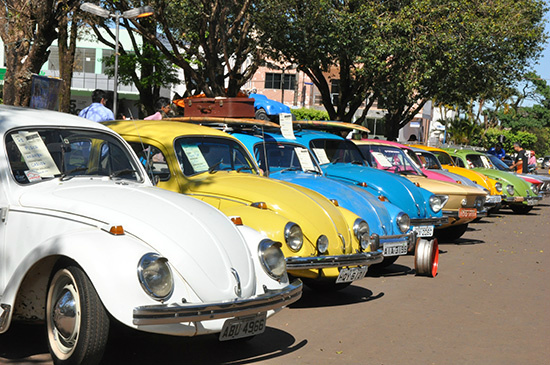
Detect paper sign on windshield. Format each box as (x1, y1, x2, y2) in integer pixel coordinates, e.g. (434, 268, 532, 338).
(279, 113, 295, 140)
(11, 131, 60, 177)
(312, 148, 330, 164)
(371, 151, 393, 168)
(295, 147, 315, 171)
(182, 145, 209, 172)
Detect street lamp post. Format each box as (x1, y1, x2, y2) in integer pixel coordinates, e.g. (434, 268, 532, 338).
(80, 3, 153, 118)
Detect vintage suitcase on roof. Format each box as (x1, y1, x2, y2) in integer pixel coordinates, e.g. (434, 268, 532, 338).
(176, 97, 255, 118)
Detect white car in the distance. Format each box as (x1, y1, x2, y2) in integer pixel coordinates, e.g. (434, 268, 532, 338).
(0, 106, 302, 365)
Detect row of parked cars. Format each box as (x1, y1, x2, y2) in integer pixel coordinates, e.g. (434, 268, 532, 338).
(0, 105, 546, 365)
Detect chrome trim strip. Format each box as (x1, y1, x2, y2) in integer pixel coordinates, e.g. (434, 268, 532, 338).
(286, 250, 383, 269)
(133, 280, 303, 325)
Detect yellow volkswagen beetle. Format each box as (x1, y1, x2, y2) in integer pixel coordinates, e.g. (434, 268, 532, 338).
(105, 120, 384, 291)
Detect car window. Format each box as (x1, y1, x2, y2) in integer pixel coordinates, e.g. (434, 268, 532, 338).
(174, 136, 257, 176)
(6, 128, 142, 184)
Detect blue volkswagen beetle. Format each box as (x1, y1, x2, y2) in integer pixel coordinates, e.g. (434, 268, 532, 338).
(231, 130, 442, 277)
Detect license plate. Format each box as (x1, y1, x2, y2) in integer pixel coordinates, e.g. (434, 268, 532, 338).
(383, 242, 408, 256)
(513, 196, 524, 202)
(336, 266, 368, 283)
(413, 225, 434, 237)
(459, 208, 477, 219)
(219, 313, 266, 341)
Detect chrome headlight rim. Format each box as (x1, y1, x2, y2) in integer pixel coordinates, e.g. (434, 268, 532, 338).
(506, 184, 515, 196)
(396, 212, 411, 233)
(495, 182, 503, 192)
(258, 239, 286, 280)
(138, 253, 174, 302)
(284, 222, 304, 252)
(429, 195, 448, 213)
(353, 218, 371, 251)
(316, 235, 329, 254)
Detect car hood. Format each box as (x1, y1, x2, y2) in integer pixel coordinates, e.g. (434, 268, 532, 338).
(269, 171, 394, 235)
(185, 172, 350, 246)
(322, 163, 434, 219)
(18, 180, 255, 302)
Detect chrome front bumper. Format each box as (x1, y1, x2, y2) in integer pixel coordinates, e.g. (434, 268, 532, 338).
(286, 250, 383, 270)
(133, 279, 303, 325)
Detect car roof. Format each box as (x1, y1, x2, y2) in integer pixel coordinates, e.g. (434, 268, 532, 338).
(0, 105, 114, 134)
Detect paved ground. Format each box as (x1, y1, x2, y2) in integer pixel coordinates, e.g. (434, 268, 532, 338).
(1, 196, 549, 365)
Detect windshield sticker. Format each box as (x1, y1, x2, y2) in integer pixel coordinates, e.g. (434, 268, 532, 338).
(371, 151, 393, 168)
(182, 145, 209, 172)
(312, 148, 330, 164)
(279, 113, 295, 140)
(295, 147, 315, 171)
(11, 132, 61, 177)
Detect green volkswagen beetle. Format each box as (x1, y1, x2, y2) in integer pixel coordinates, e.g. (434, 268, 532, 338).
(444, 148, 541, 214)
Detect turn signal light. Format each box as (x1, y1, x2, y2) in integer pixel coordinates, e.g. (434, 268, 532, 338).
(109, 225, 125, 235)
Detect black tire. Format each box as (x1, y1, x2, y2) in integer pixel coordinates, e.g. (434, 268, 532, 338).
(46, 266, 110, 365)
(302, 279, 352, 292)
(435, 223, 469, 242)
(510, 204, 533, 214)
(255, 108, 270, 121)
(370, 255, 399, 269)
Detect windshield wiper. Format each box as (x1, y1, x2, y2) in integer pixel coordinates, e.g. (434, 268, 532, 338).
(59, 167, 89, 181)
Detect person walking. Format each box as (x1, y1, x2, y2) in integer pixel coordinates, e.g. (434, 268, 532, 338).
(78, 89, 115, 122)
(144, 98, 171, 120)
(510, 142, 528, 173)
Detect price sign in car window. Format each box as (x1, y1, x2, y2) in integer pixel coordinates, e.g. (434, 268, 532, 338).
(11, 131, 60, 177)
(295, 147, 315, 171)
(312, 148, 330, 165)
(181, 145, 209, 173)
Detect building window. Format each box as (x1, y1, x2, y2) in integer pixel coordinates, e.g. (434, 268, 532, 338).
(265, 73, 296, 90)
(74, 48, 96, 73)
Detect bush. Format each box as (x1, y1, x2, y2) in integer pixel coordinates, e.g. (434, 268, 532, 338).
(291, 108, 330, 121)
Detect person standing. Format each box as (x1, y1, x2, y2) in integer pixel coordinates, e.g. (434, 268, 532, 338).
(144, 98, 171, 120)
(78, 89, 115, 122)
(510, 142, 528, 173)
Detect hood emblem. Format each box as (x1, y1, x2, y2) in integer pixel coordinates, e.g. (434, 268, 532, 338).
(231, 268, 242, 297)
(339, 233, 346, 252)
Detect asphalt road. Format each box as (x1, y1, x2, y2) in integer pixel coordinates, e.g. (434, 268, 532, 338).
(1, 198, 549, 365)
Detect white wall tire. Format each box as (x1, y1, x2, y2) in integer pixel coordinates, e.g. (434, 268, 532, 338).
(46, 266, 109, 365)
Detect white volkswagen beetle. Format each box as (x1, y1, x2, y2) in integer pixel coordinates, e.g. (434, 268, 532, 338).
(0, 106, 302, 365)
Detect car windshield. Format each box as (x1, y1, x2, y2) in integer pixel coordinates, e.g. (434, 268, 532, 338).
(466, 154, 494, 169)
(358, 144, 423, 175)
(418, 152, 443, 170)
(7, 128, 142, 184)
(486, 154, 511, 171)
(433, 151, 456, 166)
(309, 138, 366, 165)
(253, 142, 323, 174)
(175, 136, 258, 176)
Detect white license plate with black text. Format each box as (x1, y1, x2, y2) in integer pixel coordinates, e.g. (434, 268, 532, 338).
(219, 313, 266, 341)
(383, 242, 408, 256)
(336, 266, 368, 283)
(413, 225, 434, 237)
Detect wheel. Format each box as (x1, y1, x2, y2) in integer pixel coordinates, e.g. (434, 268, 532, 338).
(302, 278, 352, 292)
(255, 108, 270, 121)
(414, 238, 439, 277)
(46, 266, 110, 365)
(370, 255, 399, 269)
(435, 223, 469, 242)
(510, 204, 533, 214)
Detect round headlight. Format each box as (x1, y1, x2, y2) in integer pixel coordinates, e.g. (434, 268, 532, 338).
(429, 195, 447, 213)
(317, 235, 329, 254)
(353, 219, 370, 251)
(506, 184, 515, 196)
(284, 222, 303, 252)
(396, 213, 410, 233)
(258, 239, 286, 280)
(495, 182, 503, 192)
(138, 253, 174, 301)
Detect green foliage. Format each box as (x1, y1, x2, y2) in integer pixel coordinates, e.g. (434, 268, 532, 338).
(291, 108, 330, 121)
